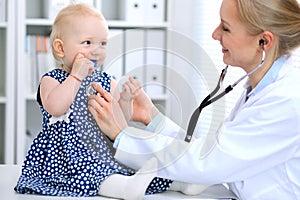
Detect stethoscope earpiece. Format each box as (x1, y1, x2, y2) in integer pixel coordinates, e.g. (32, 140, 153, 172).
(259, 39, 265, 46)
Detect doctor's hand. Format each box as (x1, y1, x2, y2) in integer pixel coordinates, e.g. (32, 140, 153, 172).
(87, 83, 127, 141)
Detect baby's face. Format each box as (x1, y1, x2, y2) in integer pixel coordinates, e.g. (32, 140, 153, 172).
(61, 15, 109, 69)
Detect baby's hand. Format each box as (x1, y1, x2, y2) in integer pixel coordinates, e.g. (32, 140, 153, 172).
(131, 85, 158, 125)
(118, 76, 142, 121)
(70, 53, 95, 81)
(119, 76, 158, 125)
(119, 76, 142, 101)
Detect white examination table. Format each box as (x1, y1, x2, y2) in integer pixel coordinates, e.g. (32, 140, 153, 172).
(0, 165, 237, 200)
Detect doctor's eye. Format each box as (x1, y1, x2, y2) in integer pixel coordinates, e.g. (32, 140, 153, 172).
(222, 25, 230, 32)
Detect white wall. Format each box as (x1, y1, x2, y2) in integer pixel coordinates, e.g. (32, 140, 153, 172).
(167, 0, 199, 129)
(167, 0, 251, 138)
(167, 0, 225, 132)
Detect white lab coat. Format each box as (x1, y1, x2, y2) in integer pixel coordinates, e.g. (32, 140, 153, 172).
(114, 54, 300, 200)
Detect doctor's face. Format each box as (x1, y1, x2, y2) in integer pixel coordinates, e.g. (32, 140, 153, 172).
(212, 0, 260, 72)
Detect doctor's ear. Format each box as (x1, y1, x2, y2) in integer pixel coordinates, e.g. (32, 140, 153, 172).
(259, 31, 274, 51)
(53, 39, 65, 57)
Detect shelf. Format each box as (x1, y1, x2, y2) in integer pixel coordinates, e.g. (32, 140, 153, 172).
(26, 18, 169, 29)
(108, 20, 169, 29)
(0, 22, 7, 28)
(0, 97, 6, 104)
(26, 18, 53, 26)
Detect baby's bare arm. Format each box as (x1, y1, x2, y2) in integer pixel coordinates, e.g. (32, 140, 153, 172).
(41, 54, 94, 116)
(40, 75, 81, 117)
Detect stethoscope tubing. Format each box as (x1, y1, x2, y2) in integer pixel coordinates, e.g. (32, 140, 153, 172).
(184, 50, 266, 142)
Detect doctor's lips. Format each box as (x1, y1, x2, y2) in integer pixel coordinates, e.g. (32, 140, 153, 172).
(222, 48, 229, 53)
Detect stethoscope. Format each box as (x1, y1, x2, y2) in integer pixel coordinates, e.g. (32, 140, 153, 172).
(184, 41, 266, 142)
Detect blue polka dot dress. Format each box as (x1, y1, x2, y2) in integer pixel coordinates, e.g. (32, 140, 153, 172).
(15, 68, 172, 197)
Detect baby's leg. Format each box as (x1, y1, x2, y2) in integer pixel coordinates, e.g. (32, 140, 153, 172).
(169, 181, 210, 195)
(98, 157, 158, 199)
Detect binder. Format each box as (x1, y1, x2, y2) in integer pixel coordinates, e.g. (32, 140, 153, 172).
(70, 0, 94, 5)
(25, 35, 55, 95)
(145, 0, 165, 23)
(124, 29, 145, 83)
(24, 35, 34, 95)
(145, 30, 165, 96)
(120, 0, 165, 23)
(44, 0, 95, 20)
(44, 0, 70, 19)
(120, 0, 145, 23)
(103, 29, 124, 82)
(0, 0, 5, 22)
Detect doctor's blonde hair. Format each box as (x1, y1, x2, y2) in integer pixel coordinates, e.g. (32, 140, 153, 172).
(50, 3, 107, 62)
(236, 0, 300, 59)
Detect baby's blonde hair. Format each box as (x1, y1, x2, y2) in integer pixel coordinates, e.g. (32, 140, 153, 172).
(236, 0, 300, 59)
(50, 3, 107, 62)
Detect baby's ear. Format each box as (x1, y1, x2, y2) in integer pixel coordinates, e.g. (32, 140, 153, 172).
(53, 39, 65, 57)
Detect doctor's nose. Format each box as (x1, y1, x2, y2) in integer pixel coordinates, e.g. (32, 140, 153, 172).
(212, 24, 221, 41)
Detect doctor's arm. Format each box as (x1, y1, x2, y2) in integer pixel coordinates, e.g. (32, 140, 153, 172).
(114, 105, 300, 185)
(88, 83, 300, 184)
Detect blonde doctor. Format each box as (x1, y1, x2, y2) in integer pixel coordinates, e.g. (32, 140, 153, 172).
(88, 0, 300, 199)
